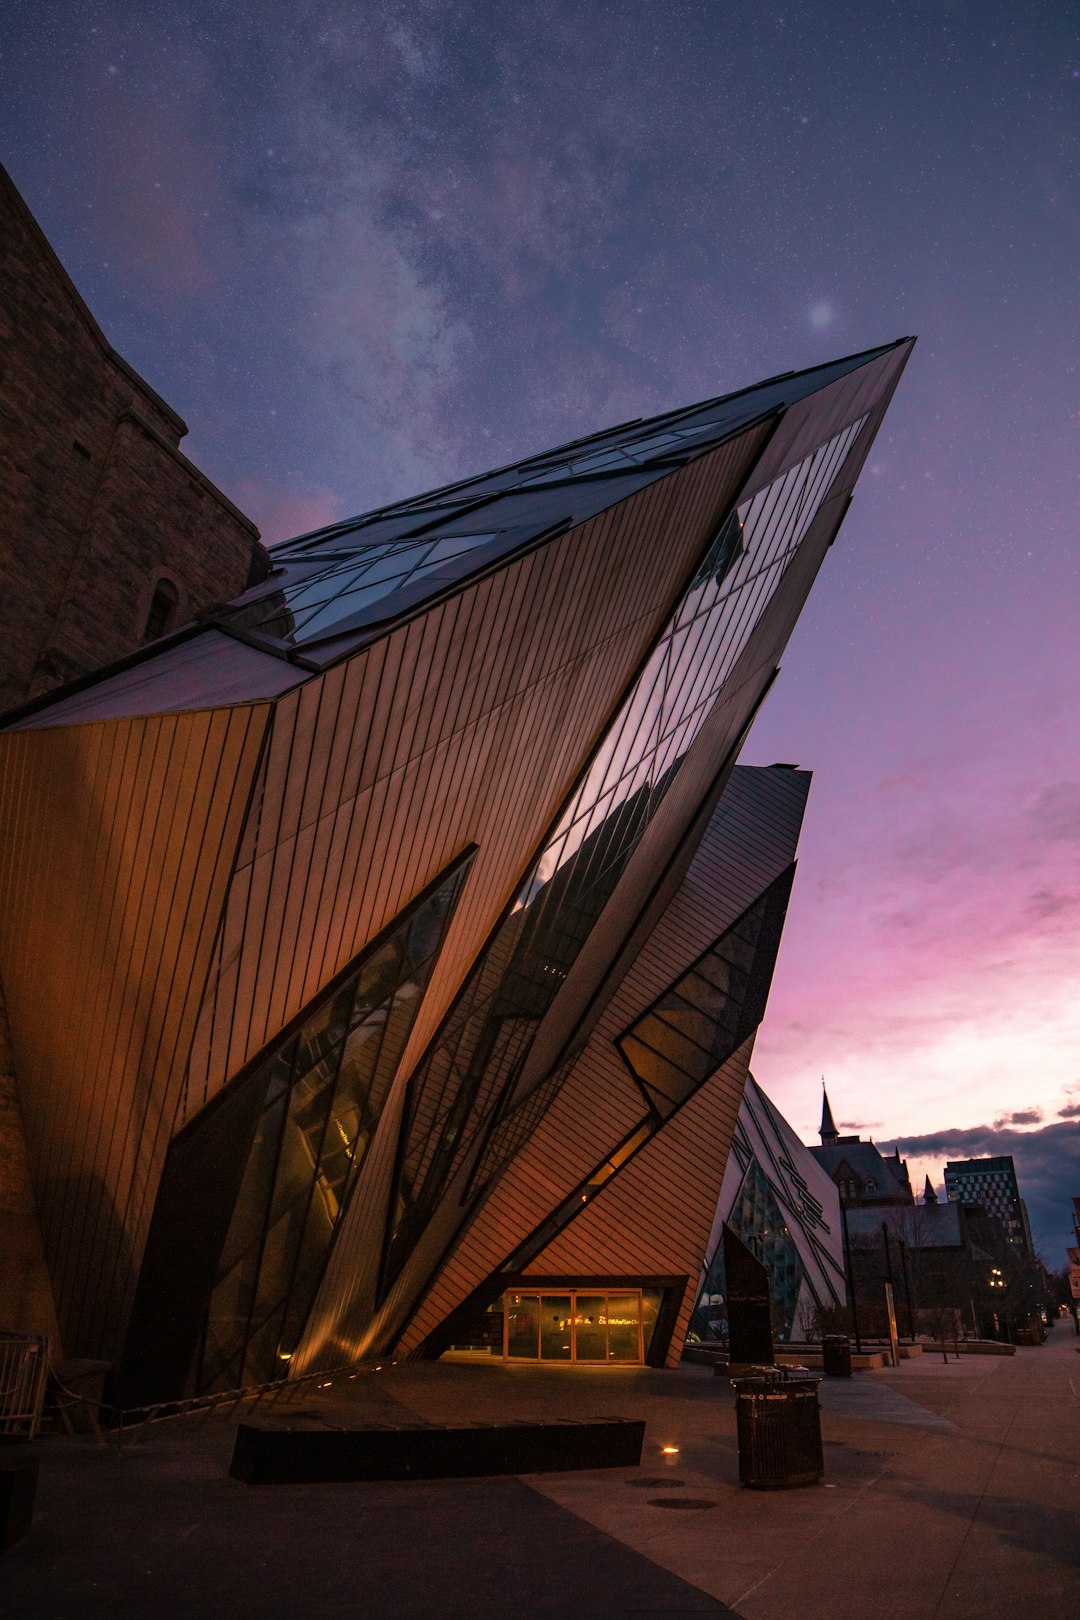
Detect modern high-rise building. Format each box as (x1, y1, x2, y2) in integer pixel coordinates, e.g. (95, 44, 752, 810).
(0, 337, 912, 1404)
(944, 1156, 1033, 1259)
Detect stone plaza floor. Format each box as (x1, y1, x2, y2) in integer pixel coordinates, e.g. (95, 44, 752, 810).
(3, 1328, 1078, 1618)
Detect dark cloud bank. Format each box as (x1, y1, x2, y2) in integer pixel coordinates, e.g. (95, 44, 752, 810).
(896, 1120, 1080, 1265)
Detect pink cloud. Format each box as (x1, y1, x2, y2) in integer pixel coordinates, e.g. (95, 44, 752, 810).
(750, 739, 1080, 1154)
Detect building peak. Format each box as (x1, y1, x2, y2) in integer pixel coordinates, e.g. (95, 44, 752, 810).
(819, 1081, 839, 1145)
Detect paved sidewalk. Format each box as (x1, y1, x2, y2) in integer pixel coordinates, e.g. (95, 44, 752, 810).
(523, 1334, 1080, 1618)
(2, 1331, 1077, 1618)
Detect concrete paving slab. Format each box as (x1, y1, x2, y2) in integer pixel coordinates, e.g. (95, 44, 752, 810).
(3, 1329, 1077, 1618)
(0, 1424, 738, 1619)
(818, 1374, 955, 1428)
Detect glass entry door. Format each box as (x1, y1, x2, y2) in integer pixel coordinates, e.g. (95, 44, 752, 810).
(504, 1289, 644, 1362)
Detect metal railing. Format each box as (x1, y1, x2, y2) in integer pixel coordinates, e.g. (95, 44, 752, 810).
(0, 1333, 395, 1447)
(108, 1359, 395, 1447)
(0, 1331, 50, 1438)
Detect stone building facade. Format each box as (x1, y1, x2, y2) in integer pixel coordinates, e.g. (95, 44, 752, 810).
(812, 1085, 914, 1208)
(0, 164, 268, 712)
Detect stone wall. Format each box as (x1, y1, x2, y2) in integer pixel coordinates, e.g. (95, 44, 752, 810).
(0, 163, 268, 710)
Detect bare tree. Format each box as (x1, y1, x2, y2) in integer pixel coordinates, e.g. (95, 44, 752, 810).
(925, 1304, 961, 1363)
(795, 1294, 822, 1343)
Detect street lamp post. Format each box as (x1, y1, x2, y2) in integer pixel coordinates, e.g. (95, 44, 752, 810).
(899, 1236, 916, 1340)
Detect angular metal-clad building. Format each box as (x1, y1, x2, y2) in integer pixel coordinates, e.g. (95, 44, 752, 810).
(690, 1073, 848, 1347)
(0, 340, 912, 1401)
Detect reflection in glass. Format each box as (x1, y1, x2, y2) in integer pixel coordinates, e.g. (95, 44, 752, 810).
(499, 1289, 650, 1362)
(196, 858, 470, 1392)
(691, 1158, 806, 1344)
(640, 1289, 662, 1360)
(521, 416, 865, 906)
(219, 531, 501, 647)
(617, 871, 792, 1120)
(605, 1293, 642, 1361)
(573, 1295, 607, 1361)
(539, 1295, 573, 1361)
(386, 419, 866, 1287)
(506, 1293, 540, 1359)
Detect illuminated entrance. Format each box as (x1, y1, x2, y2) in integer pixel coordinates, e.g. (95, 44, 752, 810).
(505, 1289, 647, 1363)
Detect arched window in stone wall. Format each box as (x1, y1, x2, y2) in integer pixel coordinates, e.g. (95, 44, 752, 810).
(144, 576, 181, 642)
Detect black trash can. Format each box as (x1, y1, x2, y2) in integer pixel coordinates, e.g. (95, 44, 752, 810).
(732, 1371, 823, 1489)
(822, 1334, 852, 1378)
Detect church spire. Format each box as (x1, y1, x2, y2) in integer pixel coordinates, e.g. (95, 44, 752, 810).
(923, 1175, 938, 1205)
(819, 1080, 838, 1145)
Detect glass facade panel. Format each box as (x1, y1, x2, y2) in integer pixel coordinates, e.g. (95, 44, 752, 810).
(385, 420, 865, 1288)
(573, 1295, 607, 1361)
(631, 1012, 716, 1077)
(615, 1035, 679, 1103)
(196, 857, 470, 1391)
(539, 1296, 573, 1360)
(617, 871, 791, 1119)
(640, 1289, 662, 1360)
(493, 876, 795, 1293)
(216, 1082, 288, 1282)
(498, 1288, 650, 1362)
(533, 416, 863, 899)
(220, 531, 502, 647)
(605, 1294, 642, 1362)
(691, 1158, 806, 1344)
(506, 1293, 540, 1358)
(678, 967, 735, 1018)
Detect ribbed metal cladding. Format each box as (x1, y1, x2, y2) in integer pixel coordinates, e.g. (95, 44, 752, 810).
(0, 339, 914, 1379)
(294, 428, 774, 1368)
(304, 353, 902, 1367)
(523, 1037, 760, 1365)
(397, 764, 810, 1361)
(370, 427, 848, 1358)
(0, 424, 767, 1366)
(0, 704, 269, 1359)
(186, 426, 770, 1124)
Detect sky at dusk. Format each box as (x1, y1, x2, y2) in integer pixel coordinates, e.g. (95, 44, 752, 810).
(2, 1, 1078, 1258)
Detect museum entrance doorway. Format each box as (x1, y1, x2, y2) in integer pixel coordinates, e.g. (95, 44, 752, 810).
(504, 1289, 645, 1363)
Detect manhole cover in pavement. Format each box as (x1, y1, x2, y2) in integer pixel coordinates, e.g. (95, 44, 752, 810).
(628, 1477, 686, 1488)
(647, 1497, 717, 1510)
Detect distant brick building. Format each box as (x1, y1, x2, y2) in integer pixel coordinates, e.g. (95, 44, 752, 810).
(0, 163, 268, 712)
